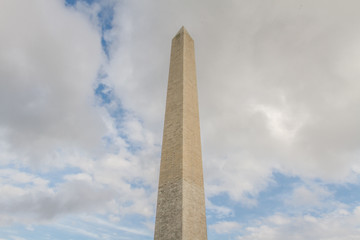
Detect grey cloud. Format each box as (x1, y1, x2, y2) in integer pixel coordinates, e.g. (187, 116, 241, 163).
(2, 0, 360, 230)
(0, 178, 114, 224)
(0, 0, 106, 168)
(106, 0, 360, 202)
(0, 0, 159, 228)
(237, 207, 360, 240)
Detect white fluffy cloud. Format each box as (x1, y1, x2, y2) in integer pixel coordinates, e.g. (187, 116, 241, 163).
(238, 207, 360, 240)
(210, 220, 242, 234)
(0, 110, 159, 225)
(0, 0, 105, 168)
(0, 168, 114, 225)
(284, 183, 332, 209)
(105, 0, 360, 203)
(1, 0, 360, 238)
(0, 0, 159, 228)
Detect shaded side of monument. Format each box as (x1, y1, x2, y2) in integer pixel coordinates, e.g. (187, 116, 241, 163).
(154, 27, 207, 240)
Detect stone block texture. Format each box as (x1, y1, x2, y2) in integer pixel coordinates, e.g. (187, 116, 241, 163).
(154, 27, 207, 240)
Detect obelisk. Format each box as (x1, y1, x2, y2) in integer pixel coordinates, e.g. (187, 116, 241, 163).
(154, 27, 207, 240)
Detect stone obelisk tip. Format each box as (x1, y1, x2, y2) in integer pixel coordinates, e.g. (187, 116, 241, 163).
(175, 26, 192, 38)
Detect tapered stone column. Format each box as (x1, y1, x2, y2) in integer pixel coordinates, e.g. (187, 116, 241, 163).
(154, 27, 207, 240)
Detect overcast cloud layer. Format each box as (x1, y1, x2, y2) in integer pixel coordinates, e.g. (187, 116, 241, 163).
(1, 0, 360, 239)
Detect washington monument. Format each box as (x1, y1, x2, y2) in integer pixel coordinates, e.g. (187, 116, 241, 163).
(154, 27, 207, 239)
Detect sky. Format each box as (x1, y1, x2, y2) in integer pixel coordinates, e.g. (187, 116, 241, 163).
(1, 0, 360, 239)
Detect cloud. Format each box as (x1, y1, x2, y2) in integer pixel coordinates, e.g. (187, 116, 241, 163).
(104, 0, 360, 204)
(0, 0, 105, 168)
(0, 1, 160, 227)
(0, 168, 115, 224)
(284, 183, 332, 208)
(0, 0, 144, 226)
(206, 198, 234, 218)
(78, 215, 151, 236)
(237, 206, 360, 240)
(1, 0, 360, 238)
(210, 220, 241, 234)
(0, 116, 159, 224)
(10, 236, 26, 240)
